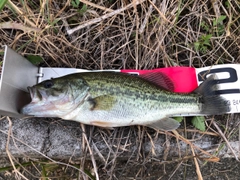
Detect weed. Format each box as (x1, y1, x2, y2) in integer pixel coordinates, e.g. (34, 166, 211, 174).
(194, 34, 212, 53)
(191, 116, 206, 131)
(0, 0, 7, 12)
(71, 0, 81, 8)
(25, 54, 44, 65)
(78, 4, 87, 15)
(213, 15, 226, 36)
(195, 15, 227, 53)
(200, 21, 210, 32)
(173, 116, 184, 122)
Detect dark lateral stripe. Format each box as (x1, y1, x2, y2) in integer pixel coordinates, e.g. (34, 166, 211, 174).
(92, 86, 198, 104)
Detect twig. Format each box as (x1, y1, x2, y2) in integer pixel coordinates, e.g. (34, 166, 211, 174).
(147, 0, 170, 23)
(81, 0, 114, 12)
(190, 145, 203, 180)
(146, 131, 156, 156)
(211, 0, 221, 20)
(66, 0, 146, 35)
(139, 0, 156, 34)
(168, 162, 183, 180)
(172, 130, 203, 180)
(6, 0, 36, 28)
(81, 124, 100, 180)
(215, 40, 235, 62)
(36, 0, 47, 28)
(177, 129, 219, 136)
(6, 117, 28, 180)
(133, 0, 140, 70)
(92, 142, 106, 164)
(53, 1, 71, 33)
(162, 130, 219, 159)
(163, 134, 170, 174)
(0, 22, 40, 33)
(212, 121, 239, 161)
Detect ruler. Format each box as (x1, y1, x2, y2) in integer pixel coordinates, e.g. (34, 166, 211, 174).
(121, 65, 239, 114)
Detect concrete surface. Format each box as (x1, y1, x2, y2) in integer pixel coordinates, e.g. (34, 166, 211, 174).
(0, 117, 239, 159)
(0, 117, 240, 179)
(0, 118, 83, 159)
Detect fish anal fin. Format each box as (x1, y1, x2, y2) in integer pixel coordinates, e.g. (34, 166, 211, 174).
(139, 72, 175, 92)
(91, 121, 114, 128)
(146, 118, 180, 131)
(89, 95, 116, 111)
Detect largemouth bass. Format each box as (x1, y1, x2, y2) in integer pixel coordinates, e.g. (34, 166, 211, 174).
(21, 72, 229, 130)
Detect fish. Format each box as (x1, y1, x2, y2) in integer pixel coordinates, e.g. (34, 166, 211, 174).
(20, 72, 229, 131)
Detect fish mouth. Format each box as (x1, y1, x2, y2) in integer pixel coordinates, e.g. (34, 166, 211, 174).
(20, 86, 56, 116)
(28, 86, 36, 100)
(28, 86, 47, 102)
(26, 86, 41, 102)
(20, 86, 74, 117)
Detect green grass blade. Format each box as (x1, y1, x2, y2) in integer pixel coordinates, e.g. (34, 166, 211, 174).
(0, 162, 33, 172)
(0, 0, 8, 12)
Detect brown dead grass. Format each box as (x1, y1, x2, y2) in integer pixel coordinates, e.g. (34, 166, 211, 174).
(0, 0, 240, 179)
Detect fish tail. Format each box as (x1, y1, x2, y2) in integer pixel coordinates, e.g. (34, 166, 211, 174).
(195, 74, 230, 115)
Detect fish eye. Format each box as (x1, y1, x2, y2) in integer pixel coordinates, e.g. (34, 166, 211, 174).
(43, 80, 54, 88)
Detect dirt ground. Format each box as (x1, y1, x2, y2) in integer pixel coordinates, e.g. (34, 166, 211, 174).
(0, 156, 240, 179)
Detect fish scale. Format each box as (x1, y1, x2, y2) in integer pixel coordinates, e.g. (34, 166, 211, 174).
(80, 72, 200, 107)
(21, 72, 229, 131)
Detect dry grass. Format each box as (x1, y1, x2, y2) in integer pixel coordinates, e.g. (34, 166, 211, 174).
(0, 0, 240, 179)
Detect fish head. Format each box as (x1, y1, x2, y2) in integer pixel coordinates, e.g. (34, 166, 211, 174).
(21, 75, 89, 117)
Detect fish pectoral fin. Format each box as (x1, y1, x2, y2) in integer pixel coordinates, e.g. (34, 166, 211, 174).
(146, 118, 180, 131)
(88, 95, 116, 110)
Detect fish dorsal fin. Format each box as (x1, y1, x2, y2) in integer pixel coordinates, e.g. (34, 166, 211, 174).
(88, 95, 116, 110)
(139, 72, 175, 92)
(146, 118, 180, 131)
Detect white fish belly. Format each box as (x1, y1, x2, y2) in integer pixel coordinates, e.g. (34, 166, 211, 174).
(63, 100, 200, 127)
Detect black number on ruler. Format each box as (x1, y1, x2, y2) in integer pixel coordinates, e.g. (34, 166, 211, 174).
(198, 67, 240, 95)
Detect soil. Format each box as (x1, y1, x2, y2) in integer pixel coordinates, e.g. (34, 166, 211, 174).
(0, 157, 239, 180)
